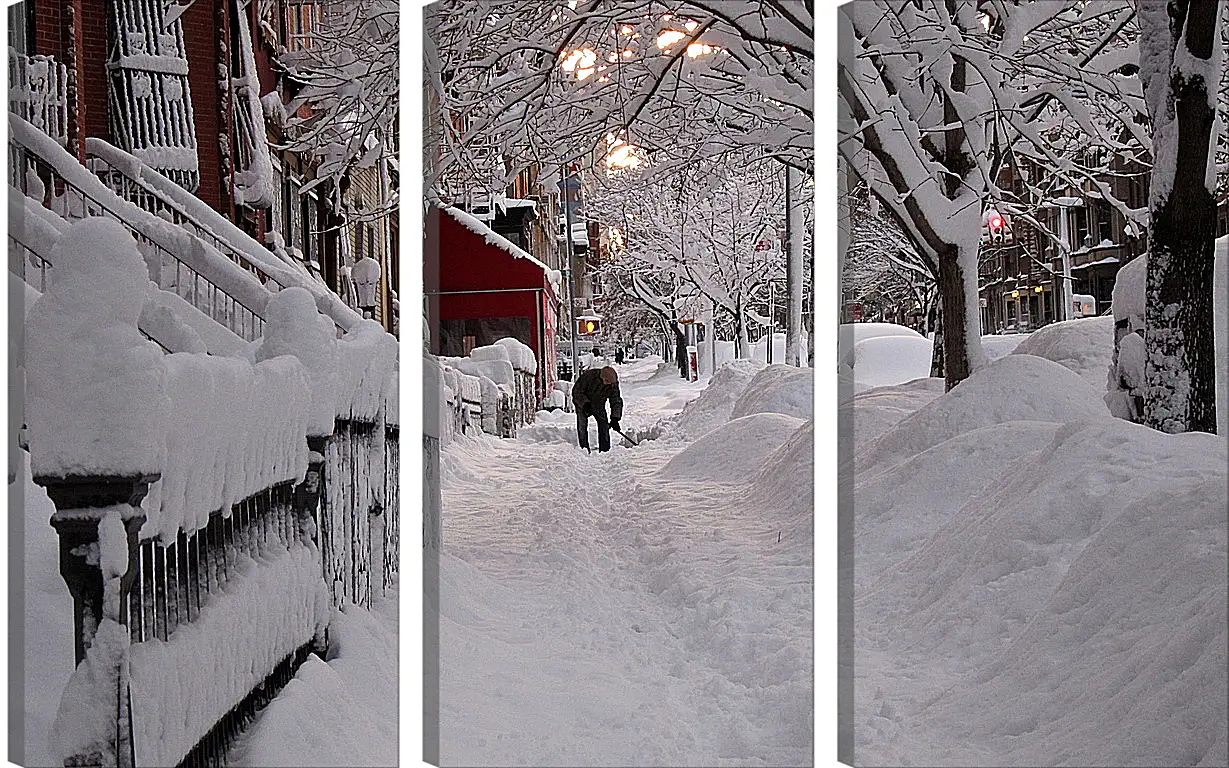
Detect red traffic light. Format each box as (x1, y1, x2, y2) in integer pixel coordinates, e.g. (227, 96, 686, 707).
(990, 215, 1003, 229)
(577, 318, 600, 335)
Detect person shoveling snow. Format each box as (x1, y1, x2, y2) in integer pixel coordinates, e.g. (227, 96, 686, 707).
(572, 365, 623, 452)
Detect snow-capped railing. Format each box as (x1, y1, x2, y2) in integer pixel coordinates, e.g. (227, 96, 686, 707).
(8, 232, 51, 292)
(86, 141, 287, 289)
(84, 138, 361, 336)
(9, 118, 271, 341)
(436, 338, 539, 440)
(24, 223, 399, 768)
(8, 49, 69, 147)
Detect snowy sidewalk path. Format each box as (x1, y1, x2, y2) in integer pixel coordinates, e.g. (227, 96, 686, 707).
(439, 360, 812, 766)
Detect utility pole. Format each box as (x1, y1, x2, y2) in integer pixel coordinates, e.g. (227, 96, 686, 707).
(562, 163, 579, 378)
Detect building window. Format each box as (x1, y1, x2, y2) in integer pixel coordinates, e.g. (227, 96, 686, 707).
(286, 178, 302, 253)
(269, 155, 284, 242)
(284, 0, 321, 51)
(302, 190, 317, 262)
(8, 2, 31, 54)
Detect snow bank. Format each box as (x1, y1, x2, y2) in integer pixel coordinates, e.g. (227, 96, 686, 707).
(661, 413, 805, 482)
(852, 335, 934, 393)
(857, 354, 1110, 473)
(1010, 316, 1115, 388)
(129, 544, 330, 767)
(230, 590, 398, 768)
(850, 377, 945, 446)
(670, 359, 764, 439)
(856, 416, 1227, 766)
(744, 419, 814, 533)
(729, 364, 813, 421)
(25, 218, 170, 477)
(839, 322, 924, 365)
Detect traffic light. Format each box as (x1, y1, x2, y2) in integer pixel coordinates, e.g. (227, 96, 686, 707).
(577, 317, 601, 335)
(982, 209, 1014, 246)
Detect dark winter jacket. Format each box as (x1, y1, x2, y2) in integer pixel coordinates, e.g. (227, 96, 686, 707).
(571, 369, 623, 420)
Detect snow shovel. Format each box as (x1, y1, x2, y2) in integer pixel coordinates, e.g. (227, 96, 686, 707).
(613, 427, 640, 446)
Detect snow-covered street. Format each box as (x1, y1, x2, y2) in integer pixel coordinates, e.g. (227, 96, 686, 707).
(437, 357, 813, 766)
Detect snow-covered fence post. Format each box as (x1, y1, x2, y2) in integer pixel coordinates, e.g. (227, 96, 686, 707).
(24, 219, 170, 768)
(40, 485, 151, 768)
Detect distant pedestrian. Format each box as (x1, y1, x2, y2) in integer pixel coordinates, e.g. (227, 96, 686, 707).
(614, 347, 625, 365)
(572, 366, 623, 452)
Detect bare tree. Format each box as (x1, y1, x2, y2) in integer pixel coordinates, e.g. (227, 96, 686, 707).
(839, 0, 1148, 389)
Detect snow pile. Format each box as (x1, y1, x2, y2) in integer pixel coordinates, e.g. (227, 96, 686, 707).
(25, 218, 170, 477)
(855, 410, 1227, 766)
(1010, 315, 1115, 387)
(128, 544, 331, 767)
(16, 450, 75, 767)
(857, 354, 1110, 472)
(852, 335, 934, 393)
(493, 337, 537, 373)
(230, 589, 398, 768)
(850, 377, 945, 446)
(729, 364, 813, 421)
(839, 322, 924, 365)
(979, 333, 1029, 360)
(744, 419, 814, 532)
(670, 358, 764, 439)
(51, 617, 131, 765)
(256, 288, 340, 435)
(661, 413, 805, 482)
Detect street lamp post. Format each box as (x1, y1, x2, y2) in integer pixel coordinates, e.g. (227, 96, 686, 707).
(561, 164, 579, 380)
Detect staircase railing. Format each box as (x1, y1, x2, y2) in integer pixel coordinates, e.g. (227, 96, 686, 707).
(86, 145, 287, 292)
(9, 126, 268, 341)
(8, 49, 69, 147)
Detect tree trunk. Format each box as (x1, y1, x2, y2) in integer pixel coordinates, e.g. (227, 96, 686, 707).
(930, 292, 945, 379)
(936, 245, 979, 390)
(1141, 0, 1220, 434)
